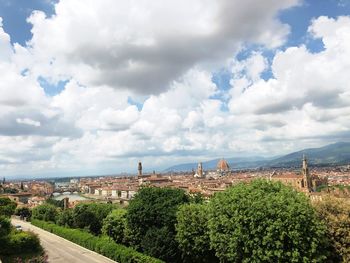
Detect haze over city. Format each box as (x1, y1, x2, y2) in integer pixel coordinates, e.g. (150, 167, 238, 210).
(1, 0, 350, 178)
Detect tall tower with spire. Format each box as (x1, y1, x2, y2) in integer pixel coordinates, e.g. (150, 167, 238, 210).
(302, 155, 312, 192)
(138, 162, 142, 177)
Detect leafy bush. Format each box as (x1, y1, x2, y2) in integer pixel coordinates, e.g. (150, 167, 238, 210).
(56, 208, 74, 227)
(314, 196, 350, 262)
(176, 203, 217, 263)
(0, 231, 41, 255)
(0, 216, 11, 237)
(46, 198, 64, 208)
(0, 197, 17, 217)
(141, 226, 180, 263)
(208, 179, 330, 262)
(102, 208, 128, 244)
(32, 204, 58, 222)
(72, 203, 116, 235)
(31, 219, 163, 263)
(14, 207, 32, 220)
(127, 187, 188, 262)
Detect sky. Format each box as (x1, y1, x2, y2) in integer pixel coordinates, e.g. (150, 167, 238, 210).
(1, 0, 350, 178)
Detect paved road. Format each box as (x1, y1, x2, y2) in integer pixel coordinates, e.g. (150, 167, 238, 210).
(11, 219, 116, 263)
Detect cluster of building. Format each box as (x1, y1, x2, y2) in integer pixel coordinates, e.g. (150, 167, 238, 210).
(2, 155, 350, 208)
(77, 156, 331, 202)
(0, 180, 54, 207)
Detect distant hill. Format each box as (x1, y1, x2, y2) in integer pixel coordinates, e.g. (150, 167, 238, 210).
(165, 142, 350, 172)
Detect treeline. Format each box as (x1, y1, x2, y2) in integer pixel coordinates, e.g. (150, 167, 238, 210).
(30, 180, 350, 262)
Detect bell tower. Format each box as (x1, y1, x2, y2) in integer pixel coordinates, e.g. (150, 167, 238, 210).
(197, 162, 203, 178)
(302, 155, 312, 191)
(138, 161, 142, 177)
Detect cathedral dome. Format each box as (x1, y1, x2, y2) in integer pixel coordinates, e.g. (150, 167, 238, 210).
(217, 159, 230, 171)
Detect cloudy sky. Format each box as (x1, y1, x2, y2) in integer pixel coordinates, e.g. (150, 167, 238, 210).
(1, 0, 350, 178)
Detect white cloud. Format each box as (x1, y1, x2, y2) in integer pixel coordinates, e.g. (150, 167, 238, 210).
(2, 4, 350, 178)
(228, 16, 350, 149)
(24, 0, 298, 94)
(16, 118, 41, 127)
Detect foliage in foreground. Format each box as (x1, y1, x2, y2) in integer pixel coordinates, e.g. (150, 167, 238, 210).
(176, 203, 217, 263)
(32, 204, 58, 222)
(31, 219, 163, 263)
(0, 197, 17, 217)
(127, 187, 189, 262)
(0, 231, 42, 255)
(14, 207, 32, 220)
(72, 203, 116, 235)
(208, 180, 330, 262)
(314, 196, 350, 262)
(102, 208, 128, 244)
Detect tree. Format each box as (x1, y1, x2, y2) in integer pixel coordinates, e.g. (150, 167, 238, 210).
(46, 197, 64, 208)
(176, 203, 217, 263)
(208, 180, 330, 263)
(0, 216, 11, 237)
(56, 208, 74, 227)
(14, 207, 32, 220)
(73, 203, 115, 235)
(102, 208, 127, 244)
(314, 196, 350, 262)
(141, 226, 179, 263)
(0, 197, 17, 217)
(32, 204, 58, 222)
(127, 187, 189, 236)
(127, 187, 189, 262)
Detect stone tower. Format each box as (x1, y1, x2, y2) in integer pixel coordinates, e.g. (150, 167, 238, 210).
(197, 162, 203, 178)
(138, 162, 142, 177)
(302, 155, 312, 192)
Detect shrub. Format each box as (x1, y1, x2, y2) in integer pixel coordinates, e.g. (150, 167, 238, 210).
(176, 203, 217, 263)
(32, 204, 58, 222)
(31, 219, 163, 263)
(208, 179, 330, 262)
(314, 196, 350, 262)
(0, 231, 41, 255)
(0, 216, 11, 237)
(56, 208, 74, 227)
(72, 203, 115, 235)
(14, 207, 32, 220)
(102, 208, 128, 244)
(127, 187, 188, 262)
(141, 226, 180, 263)
(0, 197, 17, 217)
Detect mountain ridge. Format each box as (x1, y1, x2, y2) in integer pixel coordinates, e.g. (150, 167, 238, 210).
(165, 142, 350, 172)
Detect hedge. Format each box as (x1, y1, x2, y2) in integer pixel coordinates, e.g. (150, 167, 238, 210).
(31, 219, 163, 263)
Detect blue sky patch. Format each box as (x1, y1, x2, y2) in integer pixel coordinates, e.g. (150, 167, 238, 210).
(37, 76, 68, 96)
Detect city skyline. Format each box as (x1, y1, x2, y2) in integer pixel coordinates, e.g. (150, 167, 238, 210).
(1, 0, 350, 178)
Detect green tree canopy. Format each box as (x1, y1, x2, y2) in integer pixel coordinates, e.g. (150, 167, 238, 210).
(127, 187, 189, 262)
(72, 203, 115, 235)
(127, 187, 189, 236)
(314, 196, 350, 262)
(208, 179, 330, 263)
(141, 226, 179, 263)
(14, 207, 32, 220)
(56, 208, 74, 228)
(0, 216, 11, 237)
(0, 197, 17, 217)
(102, 208, 127, 244)
(32, 204, 58, 222)
(176, 203, 217, 263)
